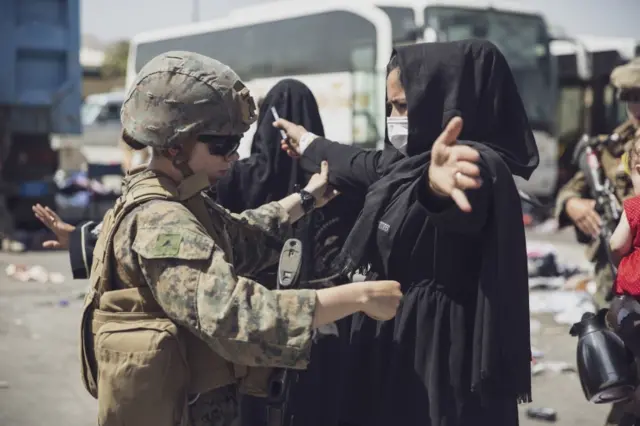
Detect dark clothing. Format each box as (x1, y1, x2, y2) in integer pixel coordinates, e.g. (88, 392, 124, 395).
(298, 40, 536, 426)
(69, 221, 99, 279)
(219, 80, 360, 426)
(216, 79, 325, 211)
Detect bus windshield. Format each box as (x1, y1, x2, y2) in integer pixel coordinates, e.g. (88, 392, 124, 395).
(378, 6, 417, 44)
(424, 7, 554, 132)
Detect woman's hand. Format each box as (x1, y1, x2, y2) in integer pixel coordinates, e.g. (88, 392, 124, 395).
(32, 204, 75, 249)
(274, 118, 310, 158)
(427, 117, 482, 212)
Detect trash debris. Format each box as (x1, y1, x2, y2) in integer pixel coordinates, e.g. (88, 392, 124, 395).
(531, 361, 576, 376)
(527, 242, 585, 279)
(58, 299, 69, 307)
(529, 290, 595, 316)
(531, 362, 546, 376)
(0, 381, 9, 389)
(531, 347, 545, 360)
(5, 264, 65, 284)
(526, 407, 557, 422)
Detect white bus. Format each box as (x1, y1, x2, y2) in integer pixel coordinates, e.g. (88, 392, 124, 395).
(127, 0, 557, 197)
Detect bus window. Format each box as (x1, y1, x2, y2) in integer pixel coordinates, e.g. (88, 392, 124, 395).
(424, 7, 554, 133)
(378, 6, 417, 45)
(134, 11, 378, 81)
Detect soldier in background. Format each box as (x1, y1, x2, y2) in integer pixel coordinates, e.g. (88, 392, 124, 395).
(555, 57, 640, 426)
(556, 58, 640, 310)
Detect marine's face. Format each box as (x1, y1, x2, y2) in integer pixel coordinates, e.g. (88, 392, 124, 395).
(386, 68, 407, 117)
(188, 136, 240, 184)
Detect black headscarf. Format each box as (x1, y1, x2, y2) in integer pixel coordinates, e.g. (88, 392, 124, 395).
(216, 79, 325, 212)
(338, 40, 536, 403)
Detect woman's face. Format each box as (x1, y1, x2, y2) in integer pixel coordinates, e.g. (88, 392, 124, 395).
(386, 68, 407, 117)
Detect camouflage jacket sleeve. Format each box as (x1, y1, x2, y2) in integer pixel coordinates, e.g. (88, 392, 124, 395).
(554, 171, 589, 228)
(126, 200, 316, 369)
(206, 198, 292, 277)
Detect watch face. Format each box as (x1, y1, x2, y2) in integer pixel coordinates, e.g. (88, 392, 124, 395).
(301, 191, 315, 211)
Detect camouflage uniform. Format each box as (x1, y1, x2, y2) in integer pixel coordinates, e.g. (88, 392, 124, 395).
(84, 52, 318, 426)
(112, 172, 315, 425)
(555, 148, 634, 309)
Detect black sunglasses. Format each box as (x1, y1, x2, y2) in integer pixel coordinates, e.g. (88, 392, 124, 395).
(196, 134, 242, 158)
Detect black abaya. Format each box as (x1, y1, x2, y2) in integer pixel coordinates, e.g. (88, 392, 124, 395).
(216, 79, 363, 426)
(297, 40, 538, 426)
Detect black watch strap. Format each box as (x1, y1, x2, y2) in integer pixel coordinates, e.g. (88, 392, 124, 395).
(299, 189, 316, 213)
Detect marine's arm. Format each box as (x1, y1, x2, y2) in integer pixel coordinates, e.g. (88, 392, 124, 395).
(126, 201, 395, 369)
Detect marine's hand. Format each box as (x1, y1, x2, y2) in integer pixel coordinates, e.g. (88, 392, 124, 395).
(274, 118, 306, 157)
(427, 117, 482, 213)
(303, 161, 339, 208)
(566, 198, 601, 238)
(359, 280, 403, 321)
(32, 204, 75, 249)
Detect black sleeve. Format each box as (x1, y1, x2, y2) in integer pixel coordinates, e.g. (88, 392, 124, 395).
(69, 221, 99, 279)
(415, 160, 492, 234)
(301, 138, 384, 194)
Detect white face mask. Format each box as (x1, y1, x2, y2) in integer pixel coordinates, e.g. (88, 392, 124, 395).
(386, 116, 408, 155)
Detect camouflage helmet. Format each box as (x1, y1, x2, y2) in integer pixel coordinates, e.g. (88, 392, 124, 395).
(611, 58, 640, 101)
(121, 51, 257, 150)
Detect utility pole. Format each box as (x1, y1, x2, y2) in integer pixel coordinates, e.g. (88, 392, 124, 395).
(192, 0, 200, 23)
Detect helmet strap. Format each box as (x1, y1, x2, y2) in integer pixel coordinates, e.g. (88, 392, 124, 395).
(163, 138, 197, 178)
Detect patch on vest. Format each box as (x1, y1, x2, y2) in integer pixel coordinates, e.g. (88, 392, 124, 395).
(151, 234, 183, 257)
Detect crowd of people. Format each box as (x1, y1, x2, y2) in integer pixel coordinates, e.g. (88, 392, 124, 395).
(28, 38, 640, 426)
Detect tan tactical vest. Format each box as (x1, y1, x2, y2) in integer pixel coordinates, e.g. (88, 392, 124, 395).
(79, 169, 272, 426)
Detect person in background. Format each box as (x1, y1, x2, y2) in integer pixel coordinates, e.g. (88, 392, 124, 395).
(610, 137, 640, 291)
(555, 58, 640, 313)
(217, 78, 364, 426)
(275, 40, 536, 426)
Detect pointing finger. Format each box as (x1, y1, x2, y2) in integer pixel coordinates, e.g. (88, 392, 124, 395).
(436, 117, 463, 148)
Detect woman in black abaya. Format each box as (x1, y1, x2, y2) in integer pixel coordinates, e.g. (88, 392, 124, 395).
(275, 40, 538, 426)
(217, 78, 363, 426)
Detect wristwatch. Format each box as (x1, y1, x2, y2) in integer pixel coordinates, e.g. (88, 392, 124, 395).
(299, 189, 316, 214)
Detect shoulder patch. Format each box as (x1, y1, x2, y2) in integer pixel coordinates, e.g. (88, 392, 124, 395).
(150, 234, 182, 257)
(133, 228, 214, 261)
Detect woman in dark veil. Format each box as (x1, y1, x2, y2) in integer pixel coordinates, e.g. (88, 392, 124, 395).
(218, 78, 363, 426)
(33, 78, 361, 426)
(275, 40, 538, 426)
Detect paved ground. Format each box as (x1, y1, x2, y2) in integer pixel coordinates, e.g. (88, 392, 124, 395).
(0, 228, 617, 425)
